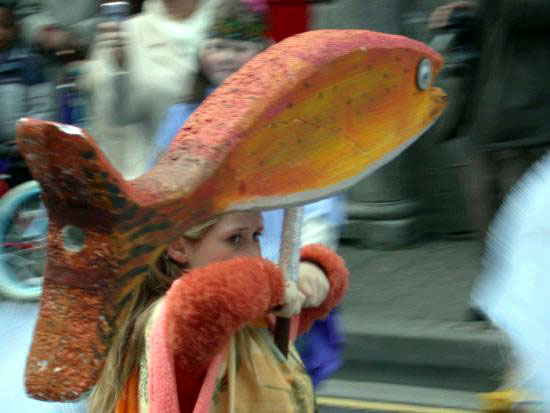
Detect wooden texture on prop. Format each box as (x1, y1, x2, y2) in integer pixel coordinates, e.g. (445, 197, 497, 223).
(17, 30, 446, 401)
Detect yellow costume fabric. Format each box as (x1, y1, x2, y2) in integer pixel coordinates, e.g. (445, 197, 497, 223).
(116, 310, 314, 413)
(211, 323, 315, 413)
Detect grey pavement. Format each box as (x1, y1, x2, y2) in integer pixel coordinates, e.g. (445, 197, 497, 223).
(337, 239, 482, 322)
(321, 238, 507, 407)
(339, 240, 507, 372)
(335, 239, 508, 374)
(317, 379, 481, 410)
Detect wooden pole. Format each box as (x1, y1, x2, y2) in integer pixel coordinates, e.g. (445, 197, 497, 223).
(274, 206, 304, 357)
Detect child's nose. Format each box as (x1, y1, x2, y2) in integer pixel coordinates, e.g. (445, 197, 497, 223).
(242, 242, 261, 257)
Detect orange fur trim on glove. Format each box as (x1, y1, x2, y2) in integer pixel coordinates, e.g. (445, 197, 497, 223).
(298, 244, 349, 335)
(163, 256, 285, 371)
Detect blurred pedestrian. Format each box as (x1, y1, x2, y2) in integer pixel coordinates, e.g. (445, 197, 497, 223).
(0, 3, 55, 188)
(428, 0, 550, 240)
(79, 0, 221, 180)
(473, 152, 550, 411)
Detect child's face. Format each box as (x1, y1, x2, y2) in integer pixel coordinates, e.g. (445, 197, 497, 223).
(180, 211, 263, 269)
(200, 38, 262, 85)
(0, 8, 16, 51)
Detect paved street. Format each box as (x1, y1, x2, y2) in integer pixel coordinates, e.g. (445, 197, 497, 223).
(322, 239, 499, 413)
(318, 398, 477, 413)
(337, 239, 482, 322)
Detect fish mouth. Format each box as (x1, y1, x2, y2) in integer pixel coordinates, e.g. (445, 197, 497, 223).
(431, 86, 447, 99)
(429, 86, 448, 117)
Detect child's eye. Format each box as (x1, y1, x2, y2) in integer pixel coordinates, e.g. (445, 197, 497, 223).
(227, 234, 241, 245)
(253, 231, 262, 242)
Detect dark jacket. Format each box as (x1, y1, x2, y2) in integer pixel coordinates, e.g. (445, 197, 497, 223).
(0, 46, 56, 157)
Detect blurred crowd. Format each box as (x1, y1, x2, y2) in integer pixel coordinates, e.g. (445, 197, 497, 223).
(0, 0, 271, 185)
(0, 0, 130, 187)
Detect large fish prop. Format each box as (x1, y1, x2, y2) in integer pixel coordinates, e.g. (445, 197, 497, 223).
(18, 30, 446, 401)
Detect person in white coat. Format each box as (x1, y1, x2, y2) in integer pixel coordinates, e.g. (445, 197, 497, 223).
(79, 0, 219, 180)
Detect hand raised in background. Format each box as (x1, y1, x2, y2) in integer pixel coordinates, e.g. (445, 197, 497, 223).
(95, 22, 128, 69)
(428, 1, 477, 30)
(36, 27, 81, 54)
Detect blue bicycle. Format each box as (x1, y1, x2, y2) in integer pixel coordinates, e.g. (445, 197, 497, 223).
(0, 180, 46, 301)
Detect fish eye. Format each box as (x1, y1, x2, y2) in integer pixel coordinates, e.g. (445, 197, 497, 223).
(416, 58, 432, 91)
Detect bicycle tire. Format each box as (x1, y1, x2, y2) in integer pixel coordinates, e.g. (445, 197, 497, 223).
(0, 180, 45, 301)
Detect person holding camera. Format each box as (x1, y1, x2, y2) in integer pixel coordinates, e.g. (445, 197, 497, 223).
(79, 0, 220, 180)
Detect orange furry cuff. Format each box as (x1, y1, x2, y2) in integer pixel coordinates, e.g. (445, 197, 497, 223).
(164, 256, 285, 370)
(298, 244, 349, 333)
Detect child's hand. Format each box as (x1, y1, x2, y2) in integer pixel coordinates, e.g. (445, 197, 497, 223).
(273, 281, 306, 318)
(297, 261, 329, 308)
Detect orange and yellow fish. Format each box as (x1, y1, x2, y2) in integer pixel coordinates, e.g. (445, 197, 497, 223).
(17, 29, 446, 401)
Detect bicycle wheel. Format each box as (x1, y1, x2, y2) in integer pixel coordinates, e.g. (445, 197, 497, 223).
(0, 180, 46, 301)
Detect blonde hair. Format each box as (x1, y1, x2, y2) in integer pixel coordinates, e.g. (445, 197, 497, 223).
(88, 216, 221, 413)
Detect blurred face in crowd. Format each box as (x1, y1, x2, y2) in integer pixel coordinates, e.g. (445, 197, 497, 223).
(0, 7, 16, 51)
(200, 38, 263, 85)
(162, 0, 199, 19)
(161, 0, 197, 19)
